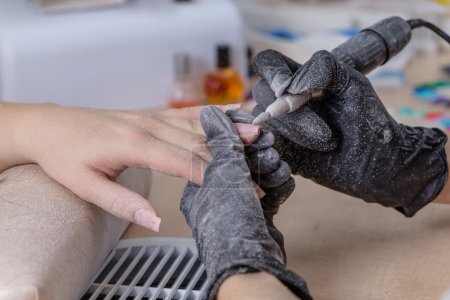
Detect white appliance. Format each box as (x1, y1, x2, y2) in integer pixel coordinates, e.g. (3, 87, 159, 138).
(0, 0, 246, 109)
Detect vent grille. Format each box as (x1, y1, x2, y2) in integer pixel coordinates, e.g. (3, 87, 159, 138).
(81, 238, 208, 300)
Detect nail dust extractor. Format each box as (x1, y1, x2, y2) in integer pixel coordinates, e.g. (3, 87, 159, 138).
(82, 238, 208, 300)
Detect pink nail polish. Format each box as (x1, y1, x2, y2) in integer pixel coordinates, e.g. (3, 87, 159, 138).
(240, 136, 252, 145)
(238, 123, 260, 135)
(134, 209, 161, 232)
(253, 182, 266, 198)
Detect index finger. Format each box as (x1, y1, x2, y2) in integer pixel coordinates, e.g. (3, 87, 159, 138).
(153, 104, 241, 120)
(253, 49, 301, 97)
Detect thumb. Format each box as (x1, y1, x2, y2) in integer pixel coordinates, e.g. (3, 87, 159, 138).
(252, 80, 336, 151)
(253, 49, 301, 97)
(286, 50, 337, 96)
(200, 106, 254, 188)
(74, 172, 161, 232)
(200, 106, 250, 160)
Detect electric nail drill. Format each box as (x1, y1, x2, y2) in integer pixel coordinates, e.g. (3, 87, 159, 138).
(253, 16, 450, 125)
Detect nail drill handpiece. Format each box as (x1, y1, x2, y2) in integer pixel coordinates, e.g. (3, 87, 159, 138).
(253, 16, 412, 125)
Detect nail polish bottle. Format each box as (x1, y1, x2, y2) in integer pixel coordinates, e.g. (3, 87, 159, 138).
(204, 45, 244, 105)
(169, 53, 202, 108)
(246, 46, 259, 100)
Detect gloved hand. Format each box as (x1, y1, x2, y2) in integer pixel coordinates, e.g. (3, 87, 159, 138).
(252, 49, 448, 217)
(226, 109, 295, 263)
(181, 106, 312, 300)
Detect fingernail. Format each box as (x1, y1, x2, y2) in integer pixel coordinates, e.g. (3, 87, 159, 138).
(240, 135, 252, 145)
(237, 123, 260, 135)
(134, 209, 161, 232)
(253, 182, 266, 198)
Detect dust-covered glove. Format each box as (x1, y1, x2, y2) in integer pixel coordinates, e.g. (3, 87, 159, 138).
(226, 109, 295, 263)
(180, 106, 312, 300)
(252, 49, 448, 217)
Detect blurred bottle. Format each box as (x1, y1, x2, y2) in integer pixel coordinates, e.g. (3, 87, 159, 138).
(245, 46, 259, 100)
(169, 53, 202, 108)
(204, 45, 244, 105)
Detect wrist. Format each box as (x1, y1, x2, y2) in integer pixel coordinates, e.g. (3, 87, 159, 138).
(0, 102, 45, 171)
(376, 125, 448, 216)
(217, 272, 300, 300)
(204, 245, 311, 300)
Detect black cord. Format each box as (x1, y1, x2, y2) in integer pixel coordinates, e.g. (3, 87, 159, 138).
(408, 18, 450, 44)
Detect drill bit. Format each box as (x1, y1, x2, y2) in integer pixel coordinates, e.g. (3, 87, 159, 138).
(252, 93, 319, 125)
(252, 112, 271, 125)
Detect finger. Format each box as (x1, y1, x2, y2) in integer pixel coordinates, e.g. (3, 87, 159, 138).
(286, 50, 337, 96)
(225, 110, 261, 145)
(276, 105, 336, 151)
(201, 106, 247, 158)
(235, 123, 260, 145)
(159, 117, 205, 136)
(225, 106, 273, 147)
(247, 147, 280, 174)
(253, 49, 301, 97)
(252, 80, 279, 110)
(161, 117, 260, 146)
(262, 177, 296, 210)
(253, 51, 338, 108)
(75, 172, 161, 232)
(152, 106, 204, 120)
(200, 106, 242, 154)
(154, 104, 241, 120)
(226, 109, 255, 124)
(203, 107, 267, 196)
(180, 169, 264, 206)
(200, 106, 254, 188)
(251, 51, 339, 151)
(142, 117, 213, 162)
(130, 137, 207, 185)
(253, 50, 337, 98)
(252, 81, 336, 152)
(245, 129, 275, 153)
(256, 161, 292, 189)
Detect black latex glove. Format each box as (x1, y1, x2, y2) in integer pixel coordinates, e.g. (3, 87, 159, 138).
(181, 106, 312, 300)
(252, 49, 448, 217)
(226, 109, 295, 263)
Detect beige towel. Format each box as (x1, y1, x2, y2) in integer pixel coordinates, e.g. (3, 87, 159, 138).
(0, 164, 152, 300)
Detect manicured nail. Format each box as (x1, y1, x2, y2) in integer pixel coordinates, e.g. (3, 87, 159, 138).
(240, 135, 252, 145)
(134, 209, 161, 232)
(237, 123, 260, 135)
(253, 182, 266, 198)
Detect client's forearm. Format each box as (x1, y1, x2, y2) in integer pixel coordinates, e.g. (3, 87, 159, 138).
(217, 272, 300, 300)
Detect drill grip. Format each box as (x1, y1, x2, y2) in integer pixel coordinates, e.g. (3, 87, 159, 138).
(331, 16, 411, 75)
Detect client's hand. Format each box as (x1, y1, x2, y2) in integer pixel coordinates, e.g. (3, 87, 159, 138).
(180, 106, 312, 300)
(0, 103, 260, 231)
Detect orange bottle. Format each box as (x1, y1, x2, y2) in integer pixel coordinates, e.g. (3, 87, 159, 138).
(204, 45, 244, 105)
